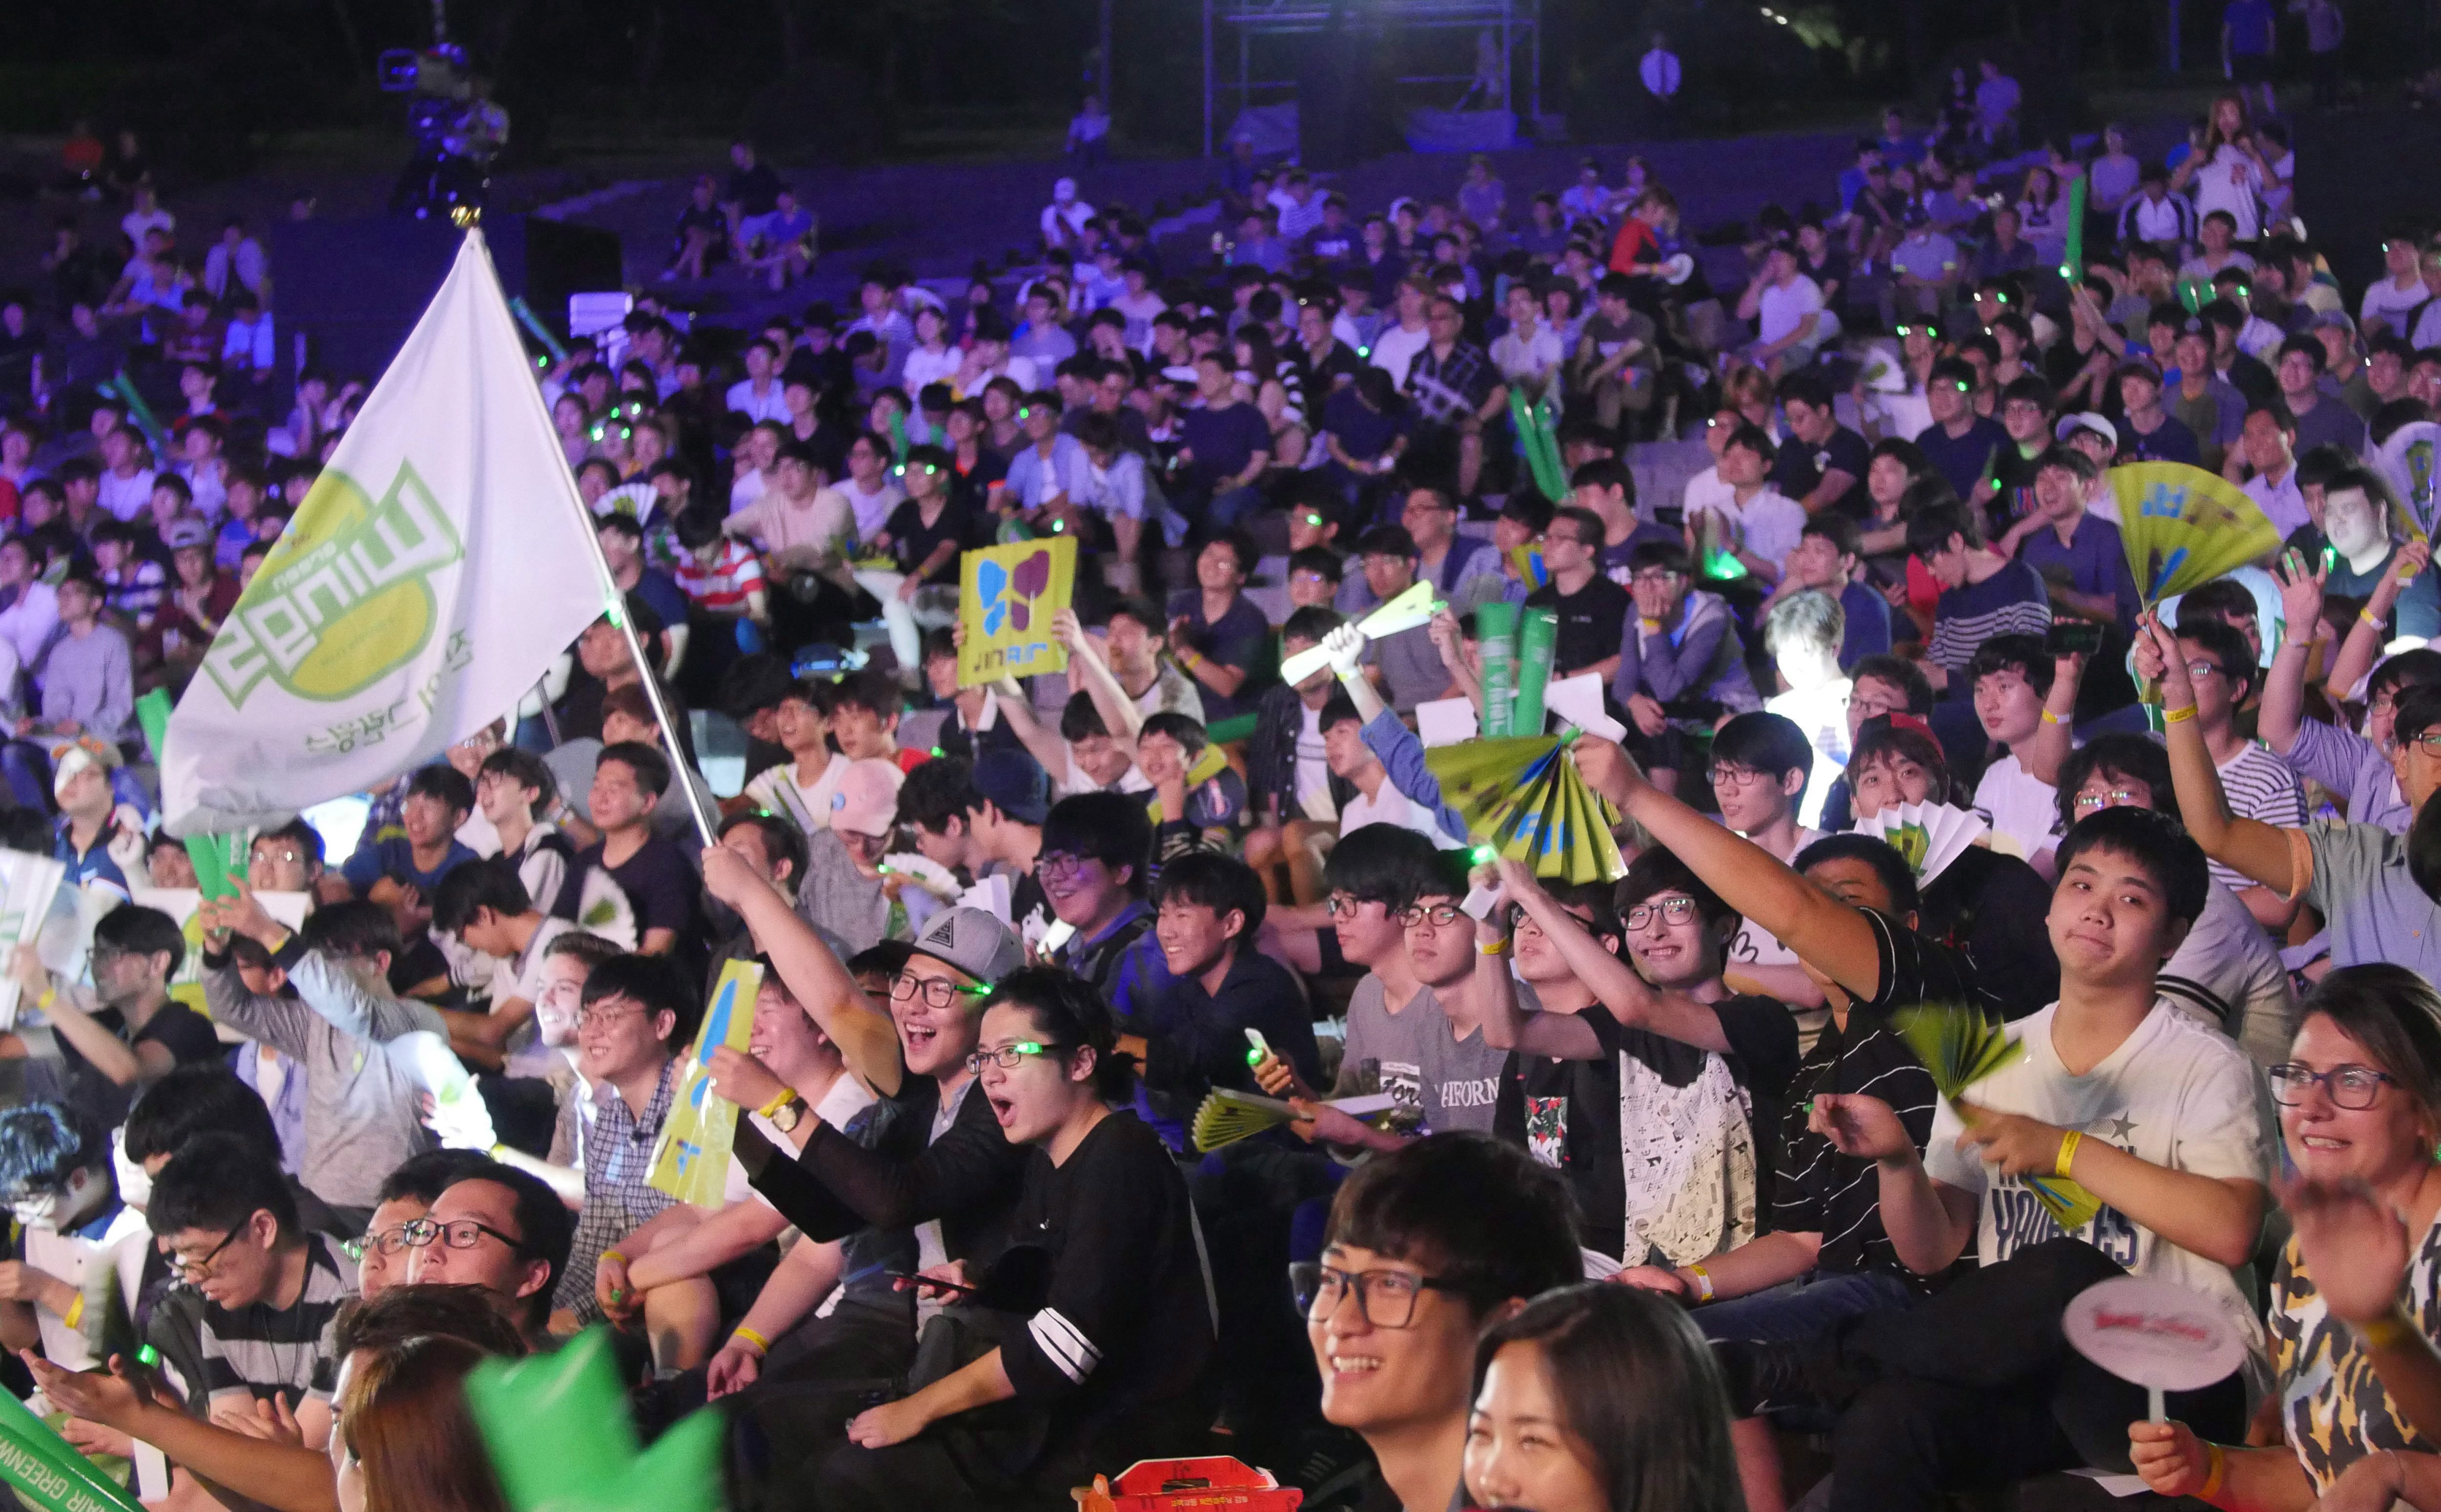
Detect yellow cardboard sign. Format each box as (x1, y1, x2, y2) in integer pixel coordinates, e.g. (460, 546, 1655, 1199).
(647, 958, 762, 1209)
(956, 537, 1077, 687)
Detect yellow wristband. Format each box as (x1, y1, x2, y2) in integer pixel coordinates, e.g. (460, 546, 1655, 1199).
(2200, 1443, 2227, 1500)
(732, 1325, 771, 1356)
(33, 987, 54, 1012)
(2162, 704, 2197, 725)
(2057, 1129, 2084, 1180)
(755, 1088, 797, 1121)
(600, 1250, 628, 1269)
(2362, 607, 2387, 628)
(2358, 1309, 2418, 1352)
(62, 1294, 83, 1331)
(2041, 708, 2065, 725)
(1477, 937, 1510, 956)
(1686, 1263, 1716, 1304)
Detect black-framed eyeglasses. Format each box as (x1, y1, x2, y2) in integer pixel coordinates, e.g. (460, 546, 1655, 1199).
(402, 1217, 529, 1255)
(1038, 852, 1098, 881)
(2270, 1062, 2397, 1110)
(1625, 896, 1698, 931)
(1325, 894, 1382, 918)
(2412, 730, 2441, 761)
(1290, 1262, 1470, 1329)
(891, 973, 992, 1010)
(166, 1226, 245, 1280)
(349, 1225, 416, 1263)
(1397, 902, 1467, 928)
(1708, 764, 1771, 788)
(966, 1041, 1065, 1074)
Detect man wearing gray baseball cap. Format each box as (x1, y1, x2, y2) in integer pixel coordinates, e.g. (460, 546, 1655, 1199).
(702, 844, 1032, 1440)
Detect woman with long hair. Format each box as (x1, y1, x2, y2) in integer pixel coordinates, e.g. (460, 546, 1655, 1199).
(817, 969, 1214, 1509)
(2014, 164, 2067, 271)
(1465, 1283, 1747, 1512)
(2170, 92, 2281, 241)
(336, 1334, 514, 1512)
(2131, 966, 2441, 1509)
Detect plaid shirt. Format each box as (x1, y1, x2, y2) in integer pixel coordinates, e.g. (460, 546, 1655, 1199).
(1403, 340, 1497, 429)
(555, 1057, 678, 1318)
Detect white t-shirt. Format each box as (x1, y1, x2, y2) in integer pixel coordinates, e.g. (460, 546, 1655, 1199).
(721, 1074, 879, 1207)
(1763, 683, 1850, 829)
(1340, 776, 1465, 850)
(1292, 704, 1335, 822)
(1974, 753, 2062, 870)
(1756, 276, 1826, 347)
(900, 347, 963, 394)
(1924, 1000, 2274, 1360)
(2189, 145, 2264, 239)
(724, 378, 791, 424)
(24, 1204, 150, 1373)
(840, 480, 906, 543)
(1679, 464, 1735, 527)
(1060, 747, 1153, 800)
(1702, 488, 1806, 578)
(1369, 324, 1433, 389)
(98, 469, 157, 523)
(2362, 275, 2431, 336)
(746, 752, 853, 833)
(1725, 825, 1823, 1044)
(489, 914, 583, 1016)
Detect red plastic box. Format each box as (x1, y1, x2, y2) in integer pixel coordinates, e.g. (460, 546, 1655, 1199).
(1073, 1456, 1305, 1512)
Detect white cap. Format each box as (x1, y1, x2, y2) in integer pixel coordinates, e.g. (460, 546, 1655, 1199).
(2055, 412, 2118, 450)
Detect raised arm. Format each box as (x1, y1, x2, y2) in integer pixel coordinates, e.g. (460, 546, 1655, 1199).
(1471, 874, 1605, 1060)
(2260, 549, 2327, 757)
(1053, 607, 1144, 741)
(1499, 858, 1731, 1052)
(2324, 541, 2430, 705)
(700, 843, 904, 1098)
(989, 676, 1073, 781)
(2025, 651, 2082, 787)
(2141, 613, 2298, 894)
(1572, 738, 1889, 1000)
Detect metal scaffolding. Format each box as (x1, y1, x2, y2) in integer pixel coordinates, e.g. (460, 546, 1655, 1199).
(1201, 0, 1544, 156)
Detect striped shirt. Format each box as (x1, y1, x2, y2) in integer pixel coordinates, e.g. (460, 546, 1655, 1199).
(102, 559, 166, 628)
(672, 538, 765, 614)
(196, 1232, 357, 1408)
(2212, 741, 2307, 899)
(1926, 560, 2051, 674)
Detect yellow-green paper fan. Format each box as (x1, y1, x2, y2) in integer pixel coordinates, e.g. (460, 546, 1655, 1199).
(1891, 1003, 2103, 1232)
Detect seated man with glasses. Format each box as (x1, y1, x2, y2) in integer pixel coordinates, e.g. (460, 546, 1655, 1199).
(1296, 1132, 1582, 1512)
(351, 1148, 499, 1301)
(404, 1162, 574, 1347)
(550, 954, 697, 1334)
(1709, 711, 1832, 1035)
(146, 1130, 358, 1449)
(1258, 835, 1507, 1146)
(1477, 850, 1799, 1271)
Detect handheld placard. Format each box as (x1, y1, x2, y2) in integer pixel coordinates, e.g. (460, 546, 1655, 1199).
(2062, 1276, 2247, 1424)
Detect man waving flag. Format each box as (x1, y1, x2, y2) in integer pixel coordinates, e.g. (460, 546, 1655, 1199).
(161, 230, 612, 836)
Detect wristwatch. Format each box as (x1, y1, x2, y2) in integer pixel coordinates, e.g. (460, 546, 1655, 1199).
(766, 1095, 809, 1135)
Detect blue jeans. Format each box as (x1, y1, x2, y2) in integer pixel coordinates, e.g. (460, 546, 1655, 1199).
(1207, 485, 1265, 530)
(1696, 1269, 1917, 1430)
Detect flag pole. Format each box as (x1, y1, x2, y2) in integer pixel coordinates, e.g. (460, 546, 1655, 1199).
(466, 225, 720, 849)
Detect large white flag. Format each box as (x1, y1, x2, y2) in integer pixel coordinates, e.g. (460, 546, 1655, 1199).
(161, 231, 611, 836)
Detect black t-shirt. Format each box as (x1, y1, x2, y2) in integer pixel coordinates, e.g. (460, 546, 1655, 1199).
(1772, 996, 1942, 1282)
(947, 449, 1009, 518)
(997, 1111, 1215, 1468)
(723, 162, 784, 217)
(1920, 846, 2060, 1021)
(1495, 1022, 1627, 1259)
(1985, 442, 2046, 538)
(1770, 425, 1873, 519)
(1850, 903, 2005, 1021)
(556, 836, 704, 974)
(881, 497, 979, 584)
(51, 1000, 225, 1129)
(1524, 573, 1634, 679)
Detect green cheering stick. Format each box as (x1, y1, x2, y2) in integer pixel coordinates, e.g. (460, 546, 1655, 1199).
(465, 1328, 725, 1512)
(1891, 1003, 2101, 1231)
(0, 1387, 143, 1512)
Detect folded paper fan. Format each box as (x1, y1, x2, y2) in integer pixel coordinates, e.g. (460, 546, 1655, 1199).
(880, 852, 962, 899)
(2107, 462, 2281, 604)
(1892, 1002, 2102, 1232)
(1190, 1089, 1397, 1152)
(1424, 732, 1629, 884)
(1852, 801, 1988, 886)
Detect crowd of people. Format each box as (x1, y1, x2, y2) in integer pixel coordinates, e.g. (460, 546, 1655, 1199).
(6, 52, 2441, 1512)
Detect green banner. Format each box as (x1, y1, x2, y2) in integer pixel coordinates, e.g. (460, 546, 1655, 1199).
(0, 1390, 142, 1512)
